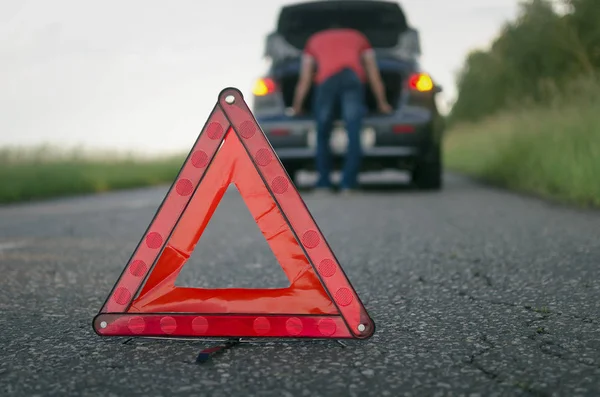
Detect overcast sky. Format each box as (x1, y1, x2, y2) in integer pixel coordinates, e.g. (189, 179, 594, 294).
(1, 0, 520, 155)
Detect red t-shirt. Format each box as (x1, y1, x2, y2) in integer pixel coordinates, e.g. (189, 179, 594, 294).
(304, 28, 373, 84)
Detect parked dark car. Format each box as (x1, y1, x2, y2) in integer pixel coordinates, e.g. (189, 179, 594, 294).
(251, 0, 445, 190)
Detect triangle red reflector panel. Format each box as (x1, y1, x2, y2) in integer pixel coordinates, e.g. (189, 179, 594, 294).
(93, 88, 375, 339)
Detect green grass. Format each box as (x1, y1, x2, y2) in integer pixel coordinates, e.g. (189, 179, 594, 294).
(0, 145, 185, 204)
(444, 80, 600, 208)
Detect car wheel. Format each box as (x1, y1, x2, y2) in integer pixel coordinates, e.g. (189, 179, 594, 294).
(283, 164, 300, 184)
(412, 145, 443, 190)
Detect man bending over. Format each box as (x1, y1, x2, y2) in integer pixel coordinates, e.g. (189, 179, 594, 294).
(292, 25, 392, 193)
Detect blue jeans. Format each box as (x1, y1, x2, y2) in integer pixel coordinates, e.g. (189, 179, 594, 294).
(312, 68, 366, 189)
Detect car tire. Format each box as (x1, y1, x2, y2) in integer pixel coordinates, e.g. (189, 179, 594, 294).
(283, 164, 300, 184)
(412, 145, 443, 190)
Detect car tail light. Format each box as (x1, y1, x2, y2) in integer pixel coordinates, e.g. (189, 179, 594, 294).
(408, 73, 434, 92)
(253, 77, 277, 96)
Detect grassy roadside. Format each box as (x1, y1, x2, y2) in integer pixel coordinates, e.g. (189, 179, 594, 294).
(0, 146, 185, 204)
(444, 87, 600, 208)
(3, 91, 600, 208)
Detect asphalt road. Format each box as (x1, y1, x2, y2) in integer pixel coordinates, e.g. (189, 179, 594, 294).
(1, 172, 599, 397)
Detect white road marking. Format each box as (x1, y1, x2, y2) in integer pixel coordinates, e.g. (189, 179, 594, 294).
(0, 241, 27, 252)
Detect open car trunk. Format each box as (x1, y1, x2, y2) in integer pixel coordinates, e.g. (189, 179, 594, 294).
(276, 0, 409, 49)
(274, 1, 409, 117)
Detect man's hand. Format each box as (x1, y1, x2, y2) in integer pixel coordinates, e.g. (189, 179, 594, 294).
(292, 103, 303, 116)
(378, 101, 393, 114)
(363, 50, 394, 115)
(291, 55, 314, 117)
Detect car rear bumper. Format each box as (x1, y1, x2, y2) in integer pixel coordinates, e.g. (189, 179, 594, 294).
(254, 106, 436, 166)
(272, 146, 419, 159)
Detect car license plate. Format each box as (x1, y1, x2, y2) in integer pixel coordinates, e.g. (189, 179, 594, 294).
(307, 127, 375, 153)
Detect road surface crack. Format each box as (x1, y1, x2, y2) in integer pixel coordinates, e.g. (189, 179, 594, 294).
(418, 275, 598, 325)
(466, 335, 497, 380)
(526, 320, 600, 370)
(464, 335, 550, 397)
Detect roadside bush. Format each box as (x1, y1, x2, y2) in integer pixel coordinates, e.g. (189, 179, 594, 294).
(448, 0, 600, 124)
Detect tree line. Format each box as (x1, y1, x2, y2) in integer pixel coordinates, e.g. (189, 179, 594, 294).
(448, 0, 600, 124)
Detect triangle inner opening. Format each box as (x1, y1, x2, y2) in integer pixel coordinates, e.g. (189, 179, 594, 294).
(174, 183, 291, 289)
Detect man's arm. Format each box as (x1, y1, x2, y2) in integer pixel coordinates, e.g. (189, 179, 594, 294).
(292, 55, 315, 114)
(362, 50, 393, 113)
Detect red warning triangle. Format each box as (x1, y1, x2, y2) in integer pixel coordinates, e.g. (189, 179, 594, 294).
(93, 88, 375, 340)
